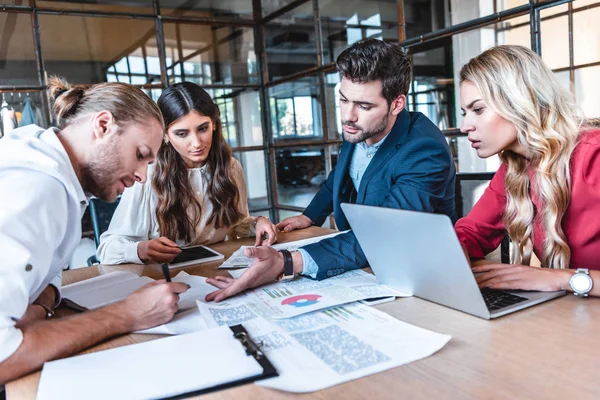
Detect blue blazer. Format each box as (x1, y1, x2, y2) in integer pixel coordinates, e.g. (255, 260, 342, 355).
(302, 109, 457, 280)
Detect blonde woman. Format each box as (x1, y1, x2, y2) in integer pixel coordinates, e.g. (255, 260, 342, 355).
(455, 45, 600, 297)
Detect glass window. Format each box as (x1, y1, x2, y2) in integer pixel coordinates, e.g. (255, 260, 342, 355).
(573, 5, 600, 66)
(268, 76, 323, 142)
(404, 0, 530, 39)
(264, 2, 317, 81)
(0, 13, 39, 86)
(275, 146, 325, 208)
(36, 0, 153, 15)
(262, 0, 301, 17)
(0, 91, 46, 133)
(232, 150, 270, 210)
(160, 0, 254, 19)
(540, 8, 569, 70)
(39, 15, 156, 84)
(163, 23, 258, 85)
(318, 0, 399, 64)
(324, 72, 342, 140)
(409, 44, 455, 131)
(575, 65, 600, 118)
(205, 88, 264, 147)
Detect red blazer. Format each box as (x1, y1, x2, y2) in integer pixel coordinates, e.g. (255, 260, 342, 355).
(455, 129, 600, 270)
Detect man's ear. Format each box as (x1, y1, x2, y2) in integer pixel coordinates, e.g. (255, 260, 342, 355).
(390, 95, 406, 116)
(91, 110, 116, 140)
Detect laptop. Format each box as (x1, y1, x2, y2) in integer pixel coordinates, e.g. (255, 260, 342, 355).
(341, 203, 565, 319)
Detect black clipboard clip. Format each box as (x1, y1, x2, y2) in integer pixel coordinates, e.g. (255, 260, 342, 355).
(230, 324, 264, 360)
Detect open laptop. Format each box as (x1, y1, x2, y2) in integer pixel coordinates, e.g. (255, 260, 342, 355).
(341, 203, 565, 319)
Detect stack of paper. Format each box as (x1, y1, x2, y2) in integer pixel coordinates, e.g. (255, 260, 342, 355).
(196, 299, 451, 392)
(219, 231, 348, 269)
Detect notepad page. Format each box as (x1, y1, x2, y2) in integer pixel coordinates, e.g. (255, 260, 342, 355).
(37, 326, 264, 400)
(61, 271, 154, 309)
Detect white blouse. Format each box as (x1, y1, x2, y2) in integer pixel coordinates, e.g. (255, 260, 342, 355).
(97, 158, 255, 264)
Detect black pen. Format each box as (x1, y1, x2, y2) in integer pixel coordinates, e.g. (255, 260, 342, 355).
(161, 263, 172, 282)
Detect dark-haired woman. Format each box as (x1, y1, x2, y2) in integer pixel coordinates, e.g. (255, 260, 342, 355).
(97, 82, 277, 264)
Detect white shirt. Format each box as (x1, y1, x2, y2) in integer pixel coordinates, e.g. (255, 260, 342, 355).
(0, 125, 89, 363)
(97, 158, 255, 264)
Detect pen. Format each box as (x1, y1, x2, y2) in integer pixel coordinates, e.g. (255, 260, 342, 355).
(161, 263, 171, 282)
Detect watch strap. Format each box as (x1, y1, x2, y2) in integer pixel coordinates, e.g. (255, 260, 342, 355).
(34, 302, 55, 319)
(278, 249, 294, 281)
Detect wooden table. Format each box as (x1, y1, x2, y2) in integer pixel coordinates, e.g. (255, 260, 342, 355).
(7, 227, 600, 399)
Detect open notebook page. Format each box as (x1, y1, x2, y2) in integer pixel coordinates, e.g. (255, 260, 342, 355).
(37, 325, 263, 400)
(61, 271, 153, 309)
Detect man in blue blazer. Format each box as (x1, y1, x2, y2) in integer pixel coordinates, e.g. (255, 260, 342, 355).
(206, 38, 456, 301)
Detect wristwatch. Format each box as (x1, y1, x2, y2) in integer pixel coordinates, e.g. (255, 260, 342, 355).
(278, 249, 296, 282)
(569, 268, 593, 297)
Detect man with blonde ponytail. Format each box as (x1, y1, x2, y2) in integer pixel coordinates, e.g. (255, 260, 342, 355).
(456, 45, 600, 297)
(0, 77, 189, 384)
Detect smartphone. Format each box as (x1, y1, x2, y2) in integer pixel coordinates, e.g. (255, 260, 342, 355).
(359, 296, 396, 306)
(169, 245, 224, 268)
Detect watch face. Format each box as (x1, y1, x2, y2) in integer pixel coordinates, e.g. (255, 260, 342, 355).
(571, 274, 593, 293)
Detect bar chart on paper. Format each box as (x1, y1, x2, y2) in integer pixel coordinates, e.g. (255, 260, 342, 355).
(321, 306, 364, 323)
(262, 287, 293, 298)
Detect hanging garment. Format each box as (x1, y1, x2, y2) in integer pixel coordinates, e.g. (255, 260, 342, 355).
(19, 98, 37, 127)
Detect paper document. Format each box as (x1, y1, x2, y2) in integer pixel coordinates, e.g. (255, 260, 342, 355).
(199, 269, 410, 320)
(62, 271, 216, 312)
(196, 300, 451, 393)
(61, 271, 154, 309)
(135, 272, 217, 335)
(37, 326, 264, 400)
(219, 231, 348, 269)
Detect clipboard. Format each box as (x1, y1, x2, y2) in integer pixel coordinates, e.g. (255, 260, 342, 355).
(163, 324, 278, 399)
(37, 324, 278, 400)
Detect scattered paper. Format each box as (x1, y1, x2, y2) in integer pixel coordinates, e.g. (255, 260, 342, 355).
(199, 270, 410, 320)
(196, 300, 451, 393)
(219, 231, 348, 269)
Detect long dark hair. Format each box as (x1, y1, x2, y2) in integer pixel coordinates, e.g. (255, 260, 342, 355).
(154, 82, 242, 242)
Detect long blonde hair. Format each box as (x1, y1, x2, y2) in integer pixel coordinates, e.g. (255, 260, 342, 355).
(460, 45, 584, 269)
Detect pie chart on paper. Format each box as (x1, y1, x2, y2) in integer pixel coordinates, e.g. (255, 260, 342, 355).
(281, 294, 322, 308)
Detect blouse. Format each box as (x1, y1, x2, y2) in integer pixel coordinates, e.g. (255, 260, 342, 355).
(455, 128, 600, 270)
(97, 158, 255, 264)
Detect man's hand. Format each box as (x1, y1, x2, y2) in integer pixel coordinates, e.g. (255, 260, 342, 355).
(276, 214, 313, 233)
(115, 280, 189, 331)
(255, 216, 278, 246)
(205, 247, 285, 302)
(137, 237, 181, 263)
(472, 263, 572, 292)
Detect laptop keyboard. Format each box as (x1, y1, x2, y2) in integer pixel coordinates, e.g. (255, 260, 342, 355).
(481, 288, 529, 311)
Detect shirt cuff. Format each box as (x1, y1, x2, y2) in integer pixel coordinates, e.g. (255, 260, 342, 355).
(49, 273, 63, 307)
(125, 242, 144, 264)
(298, 249, 318, 279)
(0, 325, 23, 364)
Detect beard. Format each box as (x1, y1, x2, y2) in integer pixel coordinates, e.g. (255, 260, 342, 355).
(80, 136, 124, 202)
(342, 112, 390, 144)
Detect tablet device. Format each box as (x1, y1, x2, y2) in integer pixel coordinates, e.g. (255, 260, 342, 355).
(169, 245, 225, 268)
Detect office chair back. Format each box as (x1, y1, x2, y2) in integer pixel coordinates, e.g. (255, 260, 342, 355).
(89, 197, 121, 247)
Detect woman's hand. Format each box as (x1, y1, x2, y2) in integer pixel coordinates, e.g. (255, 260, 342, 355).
(472, 263, 572, 292)
(254, 216, 278, 246)
(137, 237, 181, 263)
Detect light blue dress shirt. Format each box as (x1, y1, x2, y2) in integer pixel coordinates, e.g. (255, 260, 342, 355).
(299, 134, 390, 277)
